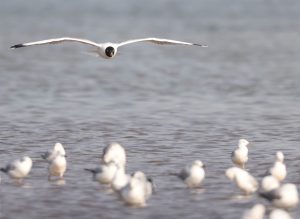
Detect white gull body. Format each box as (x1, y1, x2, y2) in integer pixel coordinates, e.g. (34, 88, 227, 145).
(120, 176, 146, 206)
(269, 151, 287, 182)
(261, 175, 280, 192)
(42, 142, 66, 162)
(42, 143, 67, 180)
(269, 209, 292, 219)
(261, 183, 299, 209)
(131, 171, 154, 200)
(120, 171, 153, 206)
(0, 156, 32, 180)
(231, 139, 249, 169)
(242, 204, 265, 219)
(225, 167, 258, 195)
(111, 166, 130, 192)
(102, 143, 126, 168)
(178, 160, 205, 188)
(48, 154, 67, 180)
(85, 162, 118, 185)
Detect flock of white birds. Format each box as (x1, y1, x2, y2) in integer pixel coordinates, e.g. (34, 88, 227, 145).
(0, 139, 298, 218)
(230, 139, 298, 219)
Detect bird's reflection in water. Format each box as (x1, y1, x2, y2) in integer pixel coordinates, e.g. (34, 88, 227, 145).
(50, 178, 66, 186)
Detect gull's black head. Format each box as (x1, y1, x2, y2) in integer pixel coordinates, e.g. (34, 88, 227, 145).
(105, 46, 115, 58)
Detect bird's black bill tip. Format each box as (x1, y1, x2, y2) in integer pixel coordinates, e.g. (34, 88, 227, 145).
(10, 44, 25, 49)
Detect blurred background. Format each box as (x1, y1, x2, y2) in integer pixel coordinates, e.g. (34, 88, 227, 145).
(0, 0, 300, 218)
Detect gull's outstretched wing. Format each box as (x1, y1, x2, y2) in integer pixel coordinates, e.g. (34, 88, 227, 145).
(118, 37, 207, 47)
(10, 37, 100, 49)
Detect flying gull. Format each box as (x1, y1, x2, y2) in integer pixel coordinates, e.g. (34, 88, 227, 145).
(10, 37, 207, 59)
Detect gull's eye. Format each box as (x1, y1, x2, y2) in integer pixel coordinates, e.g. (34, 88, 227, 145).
(105, 46, 115, 57)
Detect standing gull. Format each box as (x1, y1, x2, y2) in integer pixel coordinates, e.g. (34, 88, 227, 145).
(0, 156, 32, 182)
(42, 143, 67, 180)
(177, 160, 205, 188)
(225, 167, 258, 195)
(10, 37, 207, 59)
(269, 151, 287, 182)
(231, 139, 250, 169)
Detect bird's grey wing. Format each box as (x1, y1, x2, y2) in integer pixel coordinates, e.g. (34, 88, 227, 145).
(118, 38, 207, 47)
(11, 37, 100, 49)
(178, 167, 190, 180)
(41, 151, 51, 160)
(0, 163, 16, 173)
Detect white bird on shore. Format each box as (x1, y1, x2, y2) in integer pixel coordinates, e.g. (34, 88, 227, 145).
(0, 156, 32, 182)
(225, 167, 258, 195)
(261, 175, 280, 192)
(85, 162, 118, 185)
(242, 204, 266, 219)
(177, 160, 205, 188)
(260, 183, 299, 209)
(269, 209, 292, 219)
(231, 139, 250, 169)
(269, 151, 287, 182)
(10, 37, 207, 59)
(101, 143, 126, 168)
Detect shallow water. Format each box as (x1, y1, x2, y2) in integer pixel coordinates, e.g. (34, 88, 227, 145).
(1, 0, 300, 218)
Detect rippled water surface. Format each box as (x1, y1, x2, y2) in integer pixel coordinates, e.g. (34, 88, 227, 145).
(1, 0, 300, 218)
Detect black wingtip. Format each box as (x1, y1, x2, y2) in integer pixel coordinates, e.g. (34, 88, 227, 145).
(193, 43, 208, 47)
(0, 168, 7, 173)
(259, 190, 281, 201)
(10, 44, 25, 49)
